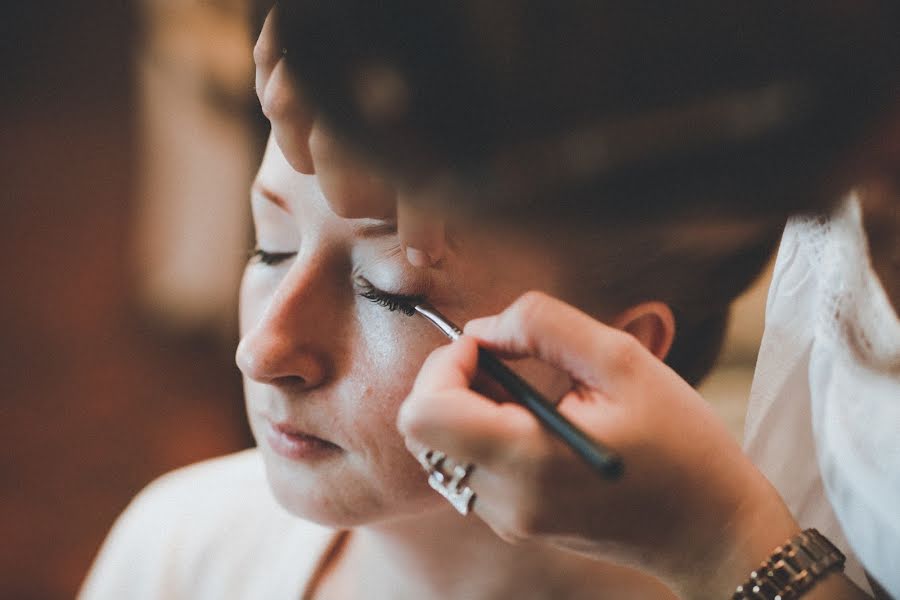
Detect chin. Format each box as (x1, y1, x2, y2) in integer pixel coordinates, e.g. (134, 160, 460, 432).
(260, 449, 442, 529)
(259, 453, 384, 528)
(269, 484, 367, 528)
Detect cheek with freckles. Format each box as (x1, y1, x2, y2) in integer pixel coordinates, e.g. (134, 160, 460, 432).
(304, 317, 446, 526)
(332, 302, 448, 506)
(239, 271, 451, 526)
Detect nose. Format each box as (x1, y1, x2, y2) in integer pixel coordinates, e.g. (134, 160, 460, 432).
(236, 263, 337, 389)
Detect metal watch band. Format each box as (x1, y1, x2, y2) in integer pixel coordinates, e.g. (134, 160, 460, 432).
(732, 528, 846, 600)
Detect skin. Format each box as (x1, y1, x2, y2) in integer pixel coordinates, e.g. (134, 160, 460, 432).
(254, 9, 444, 267)
(254, 5, 900, 290)
(252, 8, 897, 596)
(236, 137, 677, 599)
(404, 297, 875, 599)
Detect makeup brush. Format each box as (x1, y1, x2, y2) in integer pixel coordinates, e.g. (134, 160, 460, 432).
(413, 303, 623, 480)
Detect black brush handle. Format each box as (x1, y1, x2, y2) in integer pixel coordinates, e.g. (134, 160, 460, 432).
(476, 348, 624, 479)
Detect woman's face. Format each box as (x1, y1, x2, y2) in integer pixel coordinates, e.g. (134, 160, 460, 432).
(237, 138, 573, 527)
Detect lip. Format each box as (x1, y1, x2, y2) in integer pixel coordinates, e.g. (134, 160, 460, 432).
(264, 420, 341, 461)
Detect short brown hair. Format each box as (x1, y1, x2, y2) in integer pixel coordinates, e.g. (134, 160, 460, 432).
(277, 1, 900, 223)
(549, 215, 783, 386)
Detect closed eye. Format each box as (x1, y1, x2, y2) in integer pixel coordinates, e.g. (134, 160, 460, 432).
(250, 247, 297, 266)
(356, 279, 426, 316)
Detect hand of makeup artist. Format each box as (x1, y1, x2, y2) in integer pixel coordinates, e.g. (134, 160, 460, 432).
(398, 292, 869, 600)
(254, 7, 446, 267)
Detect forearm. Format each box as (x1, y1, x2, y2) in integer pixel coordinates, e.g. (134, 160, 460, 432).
(803, 573, 873, 600)
(665, 477, 870, 600)
(677, 543, 871, 600)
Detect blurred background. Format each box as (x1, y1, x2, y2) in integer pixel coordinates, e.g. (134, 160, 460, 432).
(2, 2, 261, 597)
(0, 2, 770, 598)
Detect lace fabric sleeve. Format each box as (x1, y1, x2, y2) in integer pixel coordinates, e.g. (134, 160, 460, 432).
(745, 194, 900, 596)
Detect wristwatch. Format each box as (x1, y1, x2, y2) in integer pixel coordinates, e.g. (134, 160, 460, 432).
(732, 528, 846, 600)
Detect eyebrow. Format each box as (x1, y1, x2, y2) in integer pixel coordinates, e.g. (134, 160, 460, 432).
(251, 183, 403, 241)
(251, 183, 292, 214)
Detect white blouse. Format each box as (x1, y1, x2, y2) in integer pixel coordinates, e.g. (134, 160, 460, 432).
(79, 449, 336, 599)
(744, 195, 900, 596)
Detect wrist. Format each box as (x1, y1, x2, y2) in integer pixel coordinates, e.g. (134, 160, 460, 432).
(731, 528, 846, 599)
(669, 481, 801, 599)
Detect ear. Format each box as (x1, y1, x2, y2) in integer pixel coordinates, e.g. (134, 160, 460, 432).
(610, 301, 676, 361)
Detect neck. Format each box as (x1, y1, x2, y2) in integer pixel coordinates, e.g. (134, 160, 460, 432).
(333, 503, 670, 600)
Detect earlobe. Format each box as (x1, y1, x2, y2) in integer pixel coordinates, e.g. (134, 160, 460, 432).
(611, 302, 676, 361)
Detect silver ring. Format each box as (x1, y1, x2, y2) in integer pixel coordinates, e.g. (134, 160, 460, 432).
(416, 448, 476, 516)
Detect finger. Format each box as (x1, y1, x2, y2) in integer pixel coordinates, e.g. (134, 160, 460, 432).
(409, 336, 479, 395)
(463, 291, 655, 394)
(400, 385, 540, 467)
(408, 336, 518, 403)
(309, 123, 396, 218)
(404, 392, 573, 546)
(397, 197, 445, 267)
(464, 467, 524, 540)
(265, 61, 316, 173)
(253, 8, 279, 108)
(410, 441, 513, 540)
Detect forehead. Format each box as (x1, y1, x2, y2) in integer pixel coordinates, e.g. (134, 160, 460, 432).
(253, 137, 577, 309)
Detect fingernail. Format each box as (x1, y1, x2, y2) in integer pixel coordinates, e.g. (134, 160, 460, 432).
(406, 246, 431, 268)
(463, 317, 491, 335)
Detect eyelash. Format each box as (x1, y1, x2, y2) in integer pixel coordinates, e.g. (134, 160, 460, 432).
(250, 250, 424, 316)
(358, 282, 425, 317)
(250, 248, 296, 266)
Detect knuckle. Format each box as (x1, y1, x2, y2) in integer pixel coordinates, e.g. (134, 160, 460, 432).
(253, 31, 278, 71)
(253, 38, 269, 68)
(261, 83, 292, 121)
(605, 330, 643, 376)
(262, 65, 305, 123)
(271, 127, 314, 174)
(507, 291, 552, 348)
(511, 291, 550, 323)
